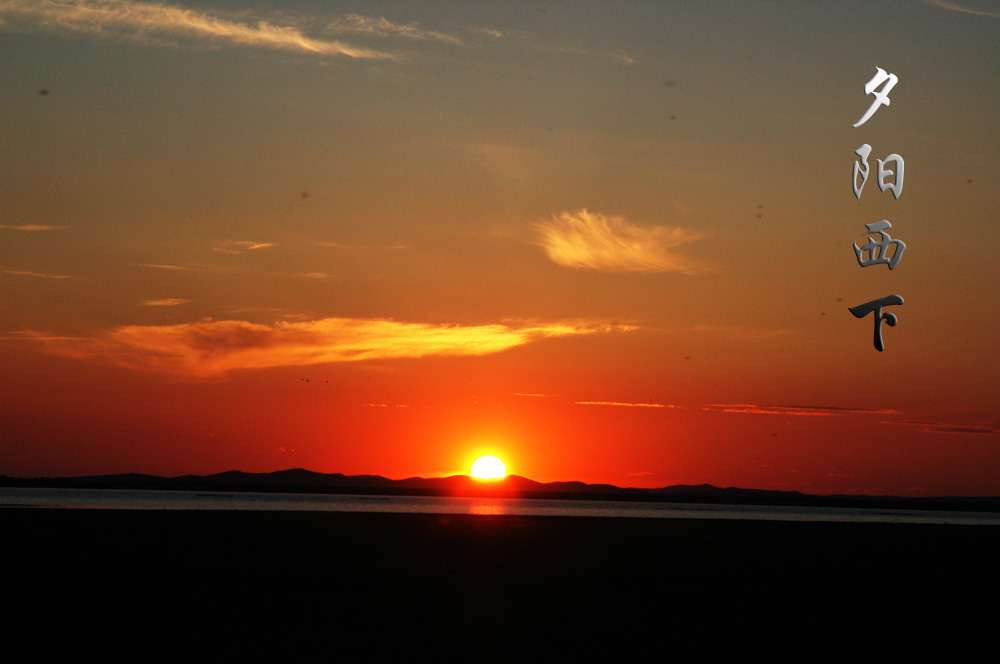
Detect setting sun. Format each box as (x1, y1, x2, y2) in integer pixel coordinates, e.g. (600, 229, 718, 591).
(470, 456, 507, 480)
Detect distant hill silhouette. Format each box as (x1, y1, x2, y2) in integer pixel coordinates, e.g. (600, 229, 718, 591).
(3, 469, 1000, 511)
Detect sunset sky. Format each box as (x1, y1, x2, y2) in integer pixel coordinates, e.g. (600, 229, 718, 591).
(2, 0, 998, 496)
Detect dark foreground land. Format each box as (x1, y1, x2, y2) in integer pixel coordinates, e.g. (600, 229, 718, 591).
(4, 509, 998, 660)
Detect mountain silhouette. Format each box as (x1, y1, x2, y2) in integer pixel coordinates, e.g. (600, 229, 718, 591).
(3, 469, 999, 511)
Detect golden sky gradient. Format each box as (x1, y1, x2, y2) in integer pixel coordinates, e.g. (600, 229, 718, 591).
(2, 1, 998, 495)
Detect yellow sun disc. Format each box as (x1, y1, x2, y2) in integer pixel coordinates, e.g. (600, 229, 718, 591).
(470, 455, 507, 479)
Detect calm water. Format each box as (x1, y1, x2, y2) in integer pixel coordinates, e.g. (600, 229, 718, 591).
(3, 486, 999, 525)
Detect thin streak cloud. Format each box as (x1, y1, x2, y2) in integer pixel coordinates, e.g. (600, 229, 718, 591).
(882, 420, 1000, 435)
(326, 14, 462, 45)
(472, 27, 503, 39)
(2, 269, 70, 279)
(0, 0, 395, 59)
(536, 209, 702, 274)
(213, 240, 274, 254)
(320, 241, 409, 251)
(546, 45, 634, 65)
(575, 401, 675, 408)
(29, 317, 628, 378)
(704, 404, 900, 416)
(141, 298, 191, 306)
(1, 331, 85, 341)
(132, 263, 187, 270)
(0, 224, 66, 231)
(924, 1, 1000, 18)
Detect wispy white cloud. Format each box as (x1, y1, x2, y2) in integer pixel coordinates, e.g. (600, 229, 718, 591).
(213, 240, 274, 254)
(0, 0, 395, 59)
(536, 209, 702, 274)
(26, 317, 630, 378)
(924, 0, 1000, 18)
(141, 298, 191, 306)
(472, 27, 503, 39)
(0, 224, 66, 231)
(326, 13, 462, 45)
(2, 269, 70, 279)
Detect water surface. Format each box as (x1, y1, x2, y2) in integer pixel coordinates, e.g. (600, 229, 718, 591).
(3, 487, 999, 525)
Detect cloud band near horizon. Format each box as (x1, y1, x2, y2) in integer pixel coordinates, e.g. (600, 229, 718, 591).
(22, 317, 633, 378)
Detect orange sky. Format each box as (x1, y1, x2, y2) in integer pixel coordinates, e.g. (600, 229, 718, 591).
(1, 1, 998, 495)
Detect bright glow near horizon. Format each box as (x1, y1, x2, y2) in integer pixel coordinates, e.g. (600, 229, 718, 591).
(470, 456, 507, 480)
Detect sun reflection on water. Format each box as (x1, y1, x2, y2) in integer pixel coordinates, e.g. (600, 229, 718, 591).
(469, 500, 506, 516)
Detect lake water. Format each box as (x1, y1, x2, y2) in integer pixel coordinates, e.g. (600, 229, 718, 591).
(3, 486, 999, 525)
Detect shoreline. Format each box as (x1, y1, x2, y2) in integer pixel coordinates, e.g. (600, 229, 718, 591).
(5, 475, 1000, 513)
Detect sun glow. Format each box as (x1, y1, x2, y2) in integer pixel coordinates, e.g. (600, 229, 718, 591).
(470, 455, 507, 480)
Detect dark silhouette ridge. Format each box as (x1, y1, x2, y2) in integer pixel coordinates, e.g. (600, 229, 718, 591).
(2, 470, 999, 512)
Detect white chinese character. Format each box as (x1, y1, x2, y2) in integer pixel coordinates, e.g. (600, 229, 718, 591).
(853, 67, 898, 128)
